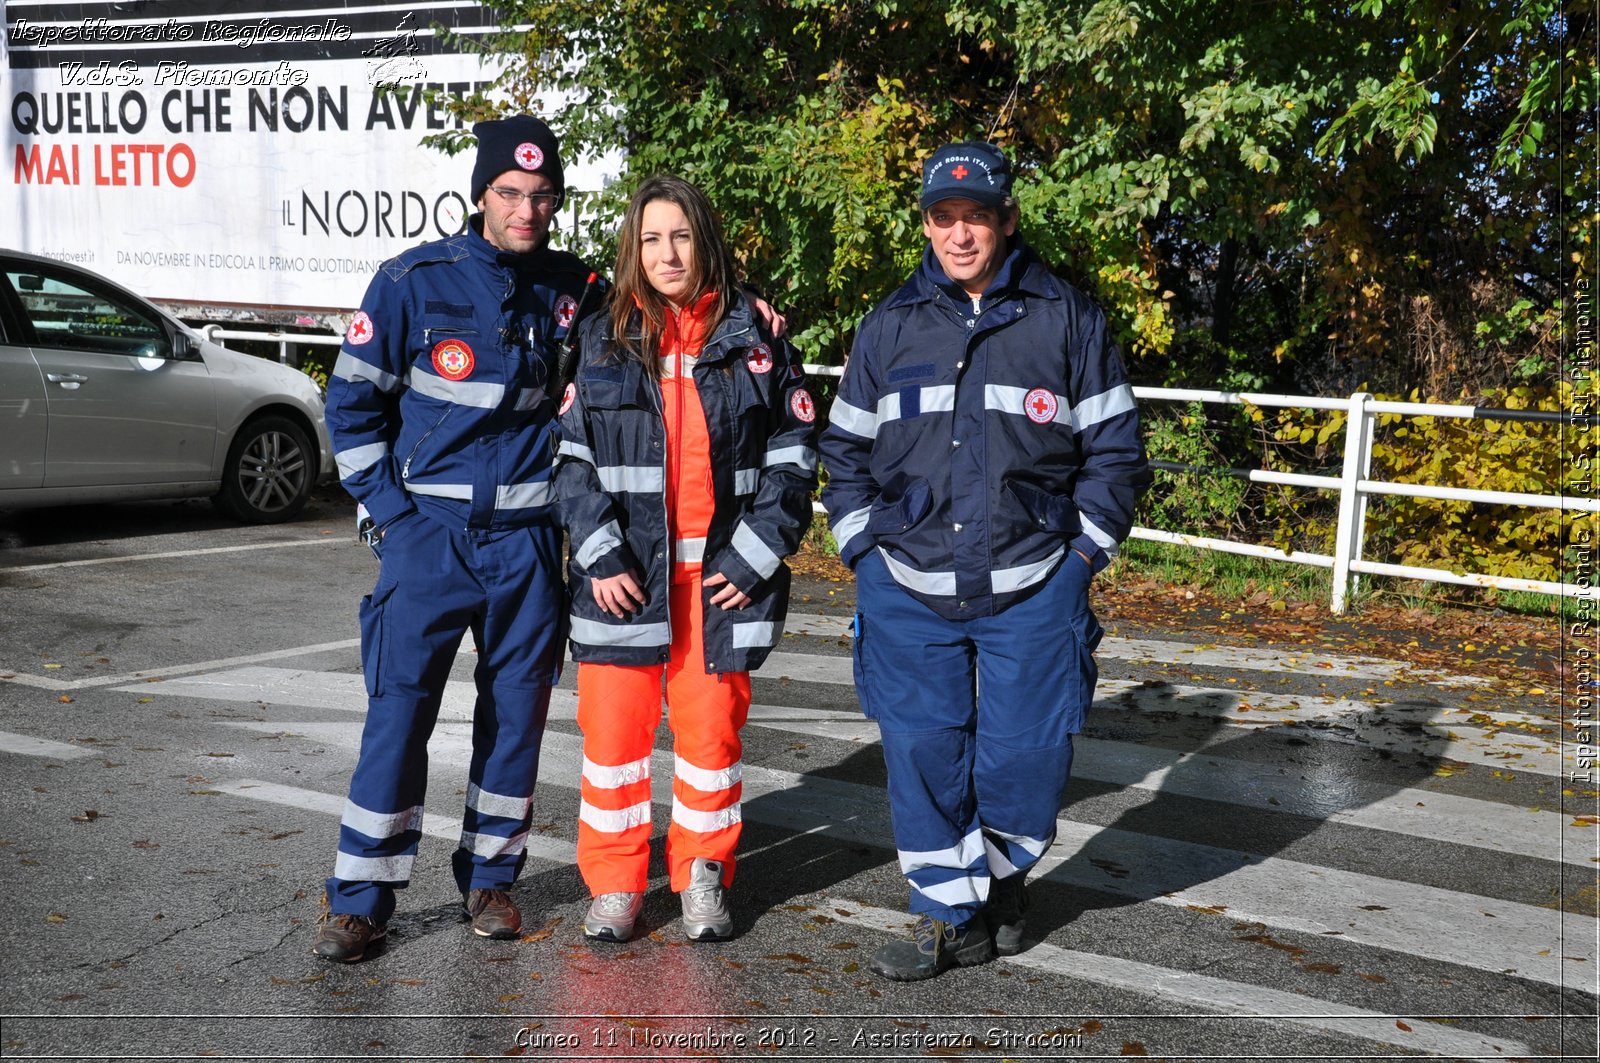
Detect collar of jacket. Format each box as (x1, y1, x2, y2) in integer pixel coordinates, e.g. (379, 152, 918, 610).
(892, 237, 1059, 310)
(605, 290, 759, 364)
(464, 212, 579, 274)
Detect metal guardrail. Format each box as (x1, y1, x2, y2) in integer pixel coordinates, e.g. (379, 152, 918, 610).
(201, 328, 1596, 613)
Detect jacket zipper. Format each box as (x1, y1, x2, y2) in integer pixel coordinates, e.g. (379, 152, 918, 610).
(423, 326, 472, 343)
(646, 366, 672, 653)
(402, 408, 451, 479)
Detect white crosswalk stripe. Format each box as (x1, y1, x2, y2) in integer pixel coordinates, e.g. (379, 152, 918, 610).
(94, 627, 1589, 1057)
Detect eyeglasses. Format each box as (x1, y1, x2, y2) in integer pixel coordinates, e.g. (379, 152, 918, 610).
(487, 186, 559, 212)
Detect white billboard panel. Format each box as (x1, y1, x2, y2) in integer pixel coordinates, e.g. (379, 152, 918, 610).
(4, 2, 608, 313)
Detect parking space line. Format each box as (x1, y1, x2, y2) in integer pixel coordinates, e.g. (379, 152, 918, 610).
(0, 730, 97, 760)
(822, 897, 1542, 1061)
(1, 639, 359, 690)
(1, 536, 341, 574)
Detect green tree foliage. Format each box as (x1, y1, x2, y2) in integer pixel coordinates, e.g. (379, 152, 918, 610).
(437, 0, 1589, 392)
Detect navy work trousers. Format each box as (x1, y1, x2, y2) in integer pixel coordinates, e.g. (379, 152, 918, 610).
(325, 509, 564, 921)
(852, 547, 1102, 927)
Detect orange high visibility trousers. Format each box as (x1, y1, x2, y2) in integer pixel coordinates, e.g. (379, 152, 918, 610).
(576, 577, 752, 894)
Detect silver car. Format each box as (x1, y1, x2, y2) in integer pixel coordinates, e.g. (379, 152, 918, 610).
(0, 250, 335, 523)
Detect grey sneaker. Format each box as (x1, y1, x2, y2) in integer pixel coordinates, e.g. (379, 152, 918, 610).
(583, 892, 643, 943)
(679, 858, 733, 941)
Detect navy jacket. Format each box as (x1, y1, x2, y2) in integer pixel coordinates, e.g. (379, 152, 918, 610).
(820, 240, 1150, 620)
(554, 295, 820, 671)
(326, 218, 594, 531)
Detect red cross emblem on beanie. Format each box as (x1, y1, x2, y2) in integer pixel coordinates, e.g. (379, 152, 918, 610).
(951, 165, 969, 180)
(514, 142, 543, 170)
(1024, 387, 1059, 424)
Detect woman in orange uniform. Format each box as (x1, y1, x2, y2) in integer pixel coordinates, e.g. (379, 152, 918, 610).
(553, 175, 819, 942)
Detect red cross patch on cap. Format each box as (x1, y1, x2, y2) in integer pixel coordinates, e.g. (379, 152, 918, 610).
(432, 339, 475, 381)
(790, 388, 816, 423)
(345, 311, 374, 345)
(1024, 387, 1059, 424)
(514, 142, 544, 171)
(747, 343, 773, 374)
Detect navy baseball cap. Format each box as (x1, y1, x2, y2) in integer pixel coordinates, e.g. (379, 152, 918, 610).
(919, 141, 1012, 209)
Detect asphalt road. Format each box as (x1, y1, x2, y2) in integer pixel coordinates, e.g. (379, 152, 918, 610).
(0, 489, 1595, 1062)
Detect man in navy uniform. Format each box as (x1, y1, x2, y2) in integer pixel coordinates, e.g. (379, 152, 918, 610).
(821, 141, 1150, 980)
(313, 116, 588, 961)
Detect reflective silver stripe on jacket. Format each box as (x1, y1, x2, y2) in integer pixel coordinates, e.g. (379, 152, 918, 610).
(878, 384, 956, 425)
(1081, 514, 1117, 553)
(405, 481, 472, 500)
(733, 468, 760, 495)
(558, 439, 595, 464)
(675, 537, 706, 563)
(763, 445, 818, 471)
(826, 396, 878, 439)
(731, 522, 781, 580)
(1074, 383, 1137, 432)
(336, 441, 389, 480)
(731, 619, 779, 649)
(984, 384, 1073, 427)
(596, 464, 666, 494)
(830, 506, 871, 557)
(569, 614, 670, 647)
(333, 352, 402, 392)
(496, 481, 555, 510)
(575, 521, 625, 569)
(990, 545, 1065, 595)
(408, 367, 507, 409)
(878, 547, 957, 596)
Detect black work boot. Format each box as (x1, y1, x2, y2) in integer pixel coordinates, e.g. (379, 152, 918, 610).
(985, 874, 1030, 956)
(310, 913, 387, 963)
(868, 914, 995, 981)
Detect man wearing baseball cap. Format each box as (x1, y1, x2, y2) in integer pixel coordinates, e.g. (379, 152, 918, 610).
(313, 115, 594, 961)
(821, 141, 1151, 980)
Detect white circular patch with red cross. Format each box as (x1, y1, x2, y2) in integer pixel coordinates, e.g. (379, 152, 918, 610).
(790, 388, 816, 423)
(345, 311, 374, 345)
(1024, 387, 1059, 425)
(514, 142, 543, 171)
(555, 294, 578, 328)
(746, 343, 773, 374)
(559, 382, 576, 415)
(431, 339, 475, 381)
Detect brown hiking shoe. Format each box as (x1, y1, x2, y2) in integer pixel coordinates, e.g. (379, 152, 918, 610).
(310, 913, 387, 963)
(463, 888, 522, 939)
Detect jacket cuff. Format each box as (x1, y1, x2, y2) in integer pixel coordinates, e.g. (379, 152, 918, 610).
(585, 543, 639, 580)
(1069, 534, 1109, 575)
(364, 488, 416, 532)
(706, 547, 765, 595)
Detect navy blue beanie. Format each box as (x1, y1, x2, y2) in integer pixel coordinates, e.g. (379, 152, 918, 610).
(919, 141, 1012, 209)
(471, 116, 564, 209)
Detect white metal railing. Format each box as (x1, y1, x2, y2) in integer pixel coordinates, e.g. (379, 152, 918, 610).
(802, 368, 1596, 613)
(201, 329, 1595, 614)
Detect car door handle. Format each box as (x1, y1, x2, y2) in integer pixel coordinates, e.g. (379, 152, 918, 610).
(46, 373, 89, 390)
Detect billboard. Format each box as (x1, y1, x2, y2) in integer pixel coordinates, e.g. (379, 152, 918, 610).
(4, 1, 610, 316)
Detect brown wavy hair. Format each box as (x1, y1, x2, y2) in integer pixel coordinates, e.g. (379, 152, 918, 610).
(607, 174, 740, 375)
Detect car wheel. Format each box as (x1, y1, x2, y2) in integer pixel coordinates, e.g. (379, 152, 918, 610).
(216, 414, 315, 524)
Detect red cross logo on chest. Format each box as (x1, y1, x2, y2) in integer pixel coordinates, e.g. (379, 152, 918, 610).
(951, 165, 969, 180)
(1023, 387, 1059, 424)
